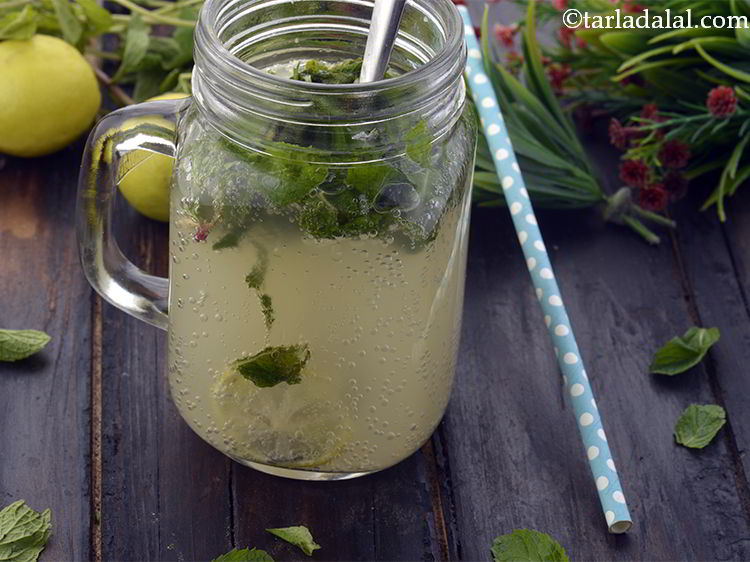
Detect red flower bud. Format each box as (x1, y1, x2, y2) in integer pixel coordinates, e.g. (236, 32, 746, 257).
(638, 183, 668, 212)
(707, 86, 738, 118)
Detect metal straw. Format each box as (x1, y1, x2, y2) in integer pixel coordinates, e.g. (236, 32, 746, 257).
(458, 5, 632, 534)
(360, 0, 408, 83)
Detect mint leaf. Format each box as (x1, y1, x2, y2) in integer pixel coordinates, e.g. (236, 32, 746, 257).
(259, 294, 274, 329)
(211, 547, 274, 562)
(0, 500, 52, 562)
(0, 329, 51, 362)
(650, 327, 720, 375)
(0, 6, 38, 40)
(112, 14, 150, 83)
(290, 59, 362, 84)
(50, 0, 83, 45)
(76, 0, 112, 34)
(674, 404, 727, 449)
(212, 232, 241, 250)
(267, 526, 320, 556)
(491, 530, 569, 562)
(232, 345, 310, 388)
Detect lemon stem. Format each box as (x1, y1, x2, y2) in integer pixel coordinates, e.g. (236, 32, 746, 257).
(93, 66, 135, 107)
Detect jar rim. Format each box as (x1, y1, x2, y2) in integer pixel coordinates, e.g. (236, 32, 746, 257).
(195, 0, 465, 95)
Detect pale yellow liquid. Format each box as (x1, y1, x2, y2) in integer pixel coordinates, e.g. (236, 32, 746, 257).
(168, 179, 471, 476)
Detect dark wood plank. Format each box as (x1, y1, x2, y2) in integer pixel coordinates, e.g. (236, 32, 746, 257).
(670, 187, 750, 507)
(441, 188, 750, 558)
(232, 444, 449, 561)
(98, 202, 233, 562)
(0, 149, 92, 561)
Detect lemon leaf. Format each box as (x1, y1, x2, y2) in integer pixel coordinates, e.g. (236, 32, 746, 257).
(112, 14, 150, 83)
(50, 0, 83, 45)
(0, 6, 38, 40)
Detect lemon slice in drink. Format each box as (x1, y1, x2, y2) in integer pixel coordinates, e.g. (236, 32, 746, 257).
(211, 368, 350, 469)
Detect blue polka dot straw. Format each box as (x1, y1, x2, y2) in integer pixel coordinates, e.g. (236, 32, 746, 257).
(458, 5, 632, 534)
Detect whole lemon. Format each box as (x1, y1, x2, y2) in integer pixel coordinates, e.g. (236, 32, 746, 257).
(0, 35, 101, 157)
(117, 92, 189, 222)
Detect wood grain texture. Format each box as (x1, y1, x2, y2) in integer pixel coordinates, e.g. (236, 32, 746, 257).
(0, 150, 91, 561)
(443, 205, 750, 561)
(231, 446, 447, 561)
(671, 189, 750, 512)
(97, 202, 233, 562)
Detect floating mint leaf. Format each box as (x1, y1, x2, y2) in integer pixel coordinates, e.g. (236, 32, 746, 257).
(290, 59, 362, 84)
(232, 345, 310, 388)
(259, 294, 274, 329)
(212, 232, 241, 250)
(674, 404, 727, 449)
(0, 329, 51, 362)
(0, 500, 52, 562)
(211, 547, 274, 562)
(267, 526, 320, 556)
(0, 6, 38, 40)
(491, 530, 569, 562)
(650, 327, 720, 375)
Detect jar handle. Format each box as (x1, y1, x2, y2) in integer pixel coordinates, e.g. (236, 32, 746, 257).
(76, 98, 189, 331)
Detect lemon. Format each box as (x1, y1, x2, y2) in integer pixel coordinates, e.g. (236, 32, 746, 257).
(211, 367, 350, 469)
(116, 92, 189, 222)
(0, 35, 101, 157)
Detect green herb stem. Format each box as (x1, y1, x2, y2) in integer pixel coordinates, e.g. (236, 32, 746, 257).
(93, 66, 135, 106)
(153, 0, 204, 15)
(0, 0, 32, 10)
(630, 205, 677, 228)
(107, 0, 196, 27)
(622, 215, 661, 245)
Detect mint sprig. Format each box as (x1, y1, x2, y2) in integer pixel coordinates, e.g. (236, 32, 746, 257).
(491, 530, 569, 562)
(675, 404, 727, 449)
(0, 329, 51, 362)
(0, 500, 52, 562)
(211, 547, 274, 562)
(267, 526, 320, 557)
(650, 327, 720, 375)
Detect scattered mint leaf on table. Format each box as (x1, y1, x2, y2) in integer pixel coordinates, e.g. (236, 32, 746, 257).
(649, 327, 720, 375)
(0, 329, 51, 362)
(267, 526, 320, 556)
(491, 530, 569, 562)
(211, 547, 274, 562)
(675, 404, 727, 449)
(0, 500, 52, 562)
(232, 345, 310, 388)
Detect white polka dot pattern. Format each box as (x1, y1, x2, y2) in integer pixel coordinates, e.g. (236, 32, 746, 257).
(459, 5, 630, 534)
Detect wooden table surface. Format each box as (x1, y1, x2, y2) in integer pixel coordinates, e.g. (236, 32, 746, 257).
(3, 87, 750, 562)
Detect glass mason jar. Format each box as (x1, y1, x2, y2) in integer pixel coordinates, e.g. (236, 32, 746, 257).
(77, 0, 476, 480)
